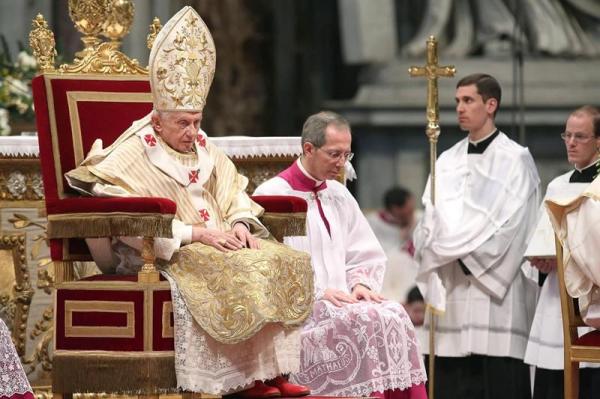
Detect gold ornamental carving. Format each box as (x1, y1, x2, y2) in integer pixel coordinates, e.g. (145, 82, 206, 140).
(60, 0, 147, 75)
(68, 0, 110, 58)
(58, 41, 148, 75)
(29, 14, 57, 73)
(146, 17, 163, 50)
(101, 0, 135, 44)
(30, 0, 163, 75)
(0, 235, 31, 356)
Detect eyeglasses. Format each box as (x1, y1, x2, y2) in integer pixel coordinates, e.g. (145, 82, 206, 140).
(317, 148, 354, 161)
(561, 132, 595, 143)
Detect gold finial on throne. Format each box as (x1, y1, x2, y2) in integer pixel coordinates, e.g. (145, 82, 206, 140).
(146, 17, 162, 50)
(101, 0, 135, 46)
(29, 14, 57, 73)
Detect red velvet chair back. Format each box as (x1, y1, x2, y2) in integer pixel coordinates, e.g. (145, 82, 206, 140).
(32, 74, 153, 200)
(32, 74, 153, 261)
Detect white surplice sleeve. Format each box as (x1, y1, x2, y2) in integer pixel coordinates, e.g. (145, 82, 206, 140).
(343, 191, 388, 293)
(460, 188, 539, 300)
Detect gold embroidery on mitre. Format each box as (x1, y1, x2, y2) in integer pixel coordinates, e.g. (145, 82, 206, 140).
(149, 7, 216, 112)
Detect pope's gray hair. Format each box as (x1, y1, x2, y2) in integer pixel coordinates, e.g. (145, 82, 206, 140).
(301, 111, 350, 148)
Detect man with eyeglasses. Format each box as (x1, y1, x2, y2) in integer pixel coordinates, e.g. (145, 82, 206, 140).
(254, 111, 428, 398)
(413, 73, 540, 399)
(527, 106, 600, 399)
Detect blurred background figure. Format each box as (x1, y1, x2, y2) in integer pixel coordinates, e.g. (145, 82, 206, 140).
(366, 186, 420, 302)
(404, 286, 425, 327)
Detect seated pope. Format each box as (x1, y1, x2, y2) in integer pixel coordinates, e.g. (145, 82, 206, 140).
(65, 7, 313, 399)
(254, 111, 428, 399)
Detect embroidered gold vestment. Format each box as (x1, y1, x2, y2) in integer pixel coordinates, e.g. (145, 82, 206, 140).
(66, 116, 314, 344)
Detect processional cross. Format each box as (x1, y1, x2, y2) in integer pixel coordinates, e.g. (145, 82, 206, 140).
(408, 35, 455, 399)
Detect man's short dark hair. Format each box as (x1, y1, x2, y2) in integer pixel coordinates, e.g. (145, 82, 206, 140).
(571, 105, 600, 138)
(456, 73, 502, 116)
(384, 186, 413, 210)
(406, 286, 424, 304)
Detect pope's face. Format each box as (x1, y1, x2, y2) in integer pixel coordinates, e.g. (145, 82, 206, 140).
(564, 112, 599, 169)
(303, 124, 352, 181)
(152, 111, 202, 153)
(455, 84, 496, 133)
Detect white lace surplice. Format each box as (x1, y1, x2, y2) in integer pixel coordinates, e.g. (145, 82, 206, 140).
(291, 265, 426, 396)
(166, 274, 302, 394)
(1, 319, 32, 397)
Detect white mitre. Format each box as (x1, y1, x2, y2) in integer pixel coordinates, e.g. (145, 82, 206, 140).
(148, 6, 216, 112)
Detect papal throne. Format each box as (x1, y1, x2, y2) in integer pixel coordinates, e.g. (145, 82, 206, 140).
(29, 8, 307, 399)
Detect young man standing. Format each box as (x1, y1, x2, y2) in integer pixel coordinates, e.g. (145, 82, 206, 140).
(414, 73, 540, 399)
(526, 106, 600, 399)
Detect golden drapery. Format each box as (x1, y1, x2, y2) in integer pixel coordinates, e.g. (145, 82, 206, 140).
(166, 239, 313, 344)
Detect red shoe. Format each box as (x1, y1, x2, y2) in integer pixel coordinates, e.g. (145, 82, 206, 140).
(266, 376, 310, 397)
(230, 380, 281, 399)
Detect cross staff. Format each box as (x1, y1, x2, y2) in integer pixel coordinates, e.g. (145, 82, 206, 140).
(408, 35, 455, 399)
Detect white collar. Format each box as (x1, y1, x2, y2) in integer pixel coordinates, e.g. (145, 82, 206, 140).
(297, 158, 324, 187)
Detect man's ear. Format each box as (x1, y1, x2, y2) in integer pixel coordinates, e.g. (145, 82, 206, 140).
(486, 98, 498, 116)
(303, 142, 314, 157)
(151, 113, 162, 132)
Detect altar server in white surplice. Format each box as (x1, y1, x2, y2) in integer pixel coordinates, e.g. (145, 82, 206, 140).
(254, 111, 428, 399)
(413, 73, 540, 399)
(531, 106, 600, 399)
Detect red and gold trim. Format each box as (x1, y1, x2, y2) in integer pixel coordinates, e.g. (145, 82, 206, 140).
(55, 277, 174, 352)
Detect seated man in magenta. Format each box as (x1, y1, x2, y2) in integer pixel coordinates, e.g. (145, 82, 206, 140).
(255, 111, 427, 399)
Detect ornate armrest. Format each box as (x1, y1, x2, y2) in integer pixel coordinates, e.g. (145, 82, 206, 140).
(46, 197, 177, 239)
(252, 195, 307, 241)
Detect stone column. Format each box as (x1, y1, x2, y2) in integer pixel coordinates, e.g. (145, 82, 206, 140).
(337, 0, 397, 64)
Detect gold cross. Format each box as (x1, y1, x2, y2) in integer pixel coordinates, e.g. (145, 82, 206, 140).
(408, 35, 456, 143)
(407, 36, 456, 399)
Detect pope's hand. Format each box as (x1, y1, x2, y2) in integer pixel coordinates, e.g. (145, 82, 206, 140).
(323, 288, 358, 307)
(351, 284, 385, 303)
(530, 257, 557, 274)
(231, 222, 260, 250)
(192, 226, 244, 252)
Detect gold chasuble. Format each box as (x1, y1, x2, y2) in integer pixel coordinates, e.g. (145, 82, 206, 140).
(66, 116, 314, 344)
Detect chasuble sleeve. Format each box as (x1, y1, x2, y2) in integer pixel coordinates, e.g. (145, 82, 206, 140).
(208, 143, 269, 237)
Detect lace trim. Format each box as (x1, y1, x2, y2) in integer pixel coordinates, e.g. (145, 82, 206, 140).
(311, 372, 428, 397)
(1, 320, 32, 397)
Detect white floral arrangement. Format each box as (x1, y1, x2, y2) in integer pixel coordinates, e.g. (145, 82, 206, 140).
(0, 49, 37, 136)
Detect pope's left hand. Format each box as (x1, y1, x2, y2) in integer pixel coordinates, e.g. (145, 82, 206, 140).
(351, 284, 385, 303)
(231, 222, 260, 250)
